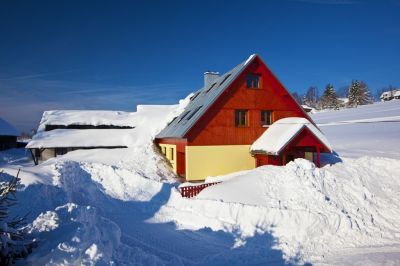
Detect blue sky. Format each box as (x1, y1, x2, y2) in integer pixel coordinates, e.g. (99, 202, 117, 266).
(1, 0, 399, 132)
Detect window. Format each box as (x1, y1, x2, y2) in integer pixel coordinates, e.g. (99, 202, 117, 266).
(178, 111, 190, 122)
(205, 82, 216, 93)
(186, 106, 202, 120)
(170, 147, 174, 160)
(261, 110, 272, 126)
(235, 110, 248, 127)
(162, 146, 166, 155)
(190, 92, 200, 101)
(219, 74, 231, 86)
(246, 74, 261, 88)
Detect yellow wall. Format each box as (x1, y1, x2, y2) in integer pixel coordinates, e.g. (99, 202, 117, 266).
(305, 152, 314, 162)
(185, 145, 255, 181)
(159, 144, 177, 173)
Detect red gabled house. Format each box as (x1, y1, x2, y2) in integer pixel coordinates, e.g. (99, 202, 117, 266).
(155, 54, 332, 181)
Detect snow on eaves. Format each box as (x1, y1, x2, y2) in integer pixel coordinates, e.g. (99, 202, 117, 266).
(26, 129, 134, 149)
(250, 117, 332, 155)
(37, 110, 136, 132)
(0, 117, 18, 136)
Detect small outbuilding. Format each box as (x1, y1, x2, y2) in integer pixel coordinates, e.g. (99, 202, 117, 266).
(0, 117, 18, 151)
(26, 110, 135, 164)
(250, 117, 332, 167)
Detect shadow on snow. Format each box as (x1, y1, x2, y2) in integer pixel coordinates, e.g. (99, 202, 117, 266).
(1, 163, 309, 265)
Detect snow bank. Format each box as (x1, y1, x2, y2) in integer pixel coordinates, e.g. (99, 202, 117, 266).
(153, 157, 400, 263)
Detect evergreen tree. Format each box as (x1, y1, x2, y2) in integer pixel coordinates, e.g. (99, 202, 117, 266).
(0, 170, 34, 265)
(348, 80, 372, 107)
(320, 84, 339, 109)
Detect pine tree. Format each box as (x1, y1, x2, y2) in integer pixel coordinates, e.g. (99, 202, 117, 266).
(348, 80, 372, 107)
(0, 170, 34, 265)
(320, 84, 339, 109)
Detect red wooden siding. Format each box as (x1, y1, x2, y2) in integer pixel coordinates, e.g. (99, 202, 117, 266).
(186, 57, 309, 145)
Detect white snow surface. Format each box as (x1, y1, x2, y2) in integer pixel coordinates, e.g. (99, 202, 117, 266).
(311, 100, 400, 159)
(37, 110, 136, 132)
(26, 129, 134, 148)
(0, 100, 399, 265)
(0, 117, 18, 136)
(251, 117, 332, 155)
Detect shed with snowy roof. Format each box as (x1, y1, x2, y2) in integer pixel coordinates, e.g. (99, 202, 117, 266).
(250, 117, 332, 167)
(27, 110, 135, 164)
(155, 54, 332, 181)
(0, 117, 18, 151)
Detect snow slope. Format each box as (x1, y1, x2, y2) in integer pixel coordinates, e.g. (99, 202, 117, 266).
(311, 100, 400, 159)
(0, 100, 399, 265)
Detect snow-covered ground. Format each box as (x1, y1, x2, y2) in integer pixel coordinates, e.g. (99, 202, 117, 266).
(0, 100, 399, 265)
(311, 100, 400, 159)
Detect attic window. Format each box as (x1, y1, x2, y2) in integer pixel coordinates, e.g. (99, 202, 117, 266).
(190, 92, 200, 101)
(246, 74, 261, 89)
(178, 111, 190, 122)
(205, 82, 216, 93)
(219, 74, 231, 86)
(167, 116, 178, 126)
(186, 106, 202, 120)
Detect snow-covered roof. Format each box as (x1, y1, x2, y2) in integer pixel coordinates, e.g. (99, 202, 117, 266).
(380, 89, 400, 99)
(26, 129, 134, 148)
(250, 117, 332, 155)
(37, 110, 136, 132)
(0, 117, 18, 136)
(27, 102, 191, 150)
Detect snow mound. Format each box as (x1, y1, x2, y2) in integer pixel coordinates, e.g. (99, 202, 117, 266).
(153, 157, 400, 263)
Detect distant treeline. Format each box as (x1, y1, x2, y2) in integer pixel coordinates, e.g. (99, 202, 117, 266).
(292, 82, 396, 110)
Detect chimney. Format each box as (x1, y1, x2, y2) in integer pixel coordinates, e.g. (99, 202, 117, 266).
(204, 71, 220, 87)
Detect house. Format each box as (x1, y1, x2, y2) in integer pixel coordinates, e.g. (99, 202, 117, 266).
(301, 105, 314, 113)
(0, 117, 18, 151)
(380, 89, 400, 101)
(155, 54, 332, 181)
(26, 110, 135, 164)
